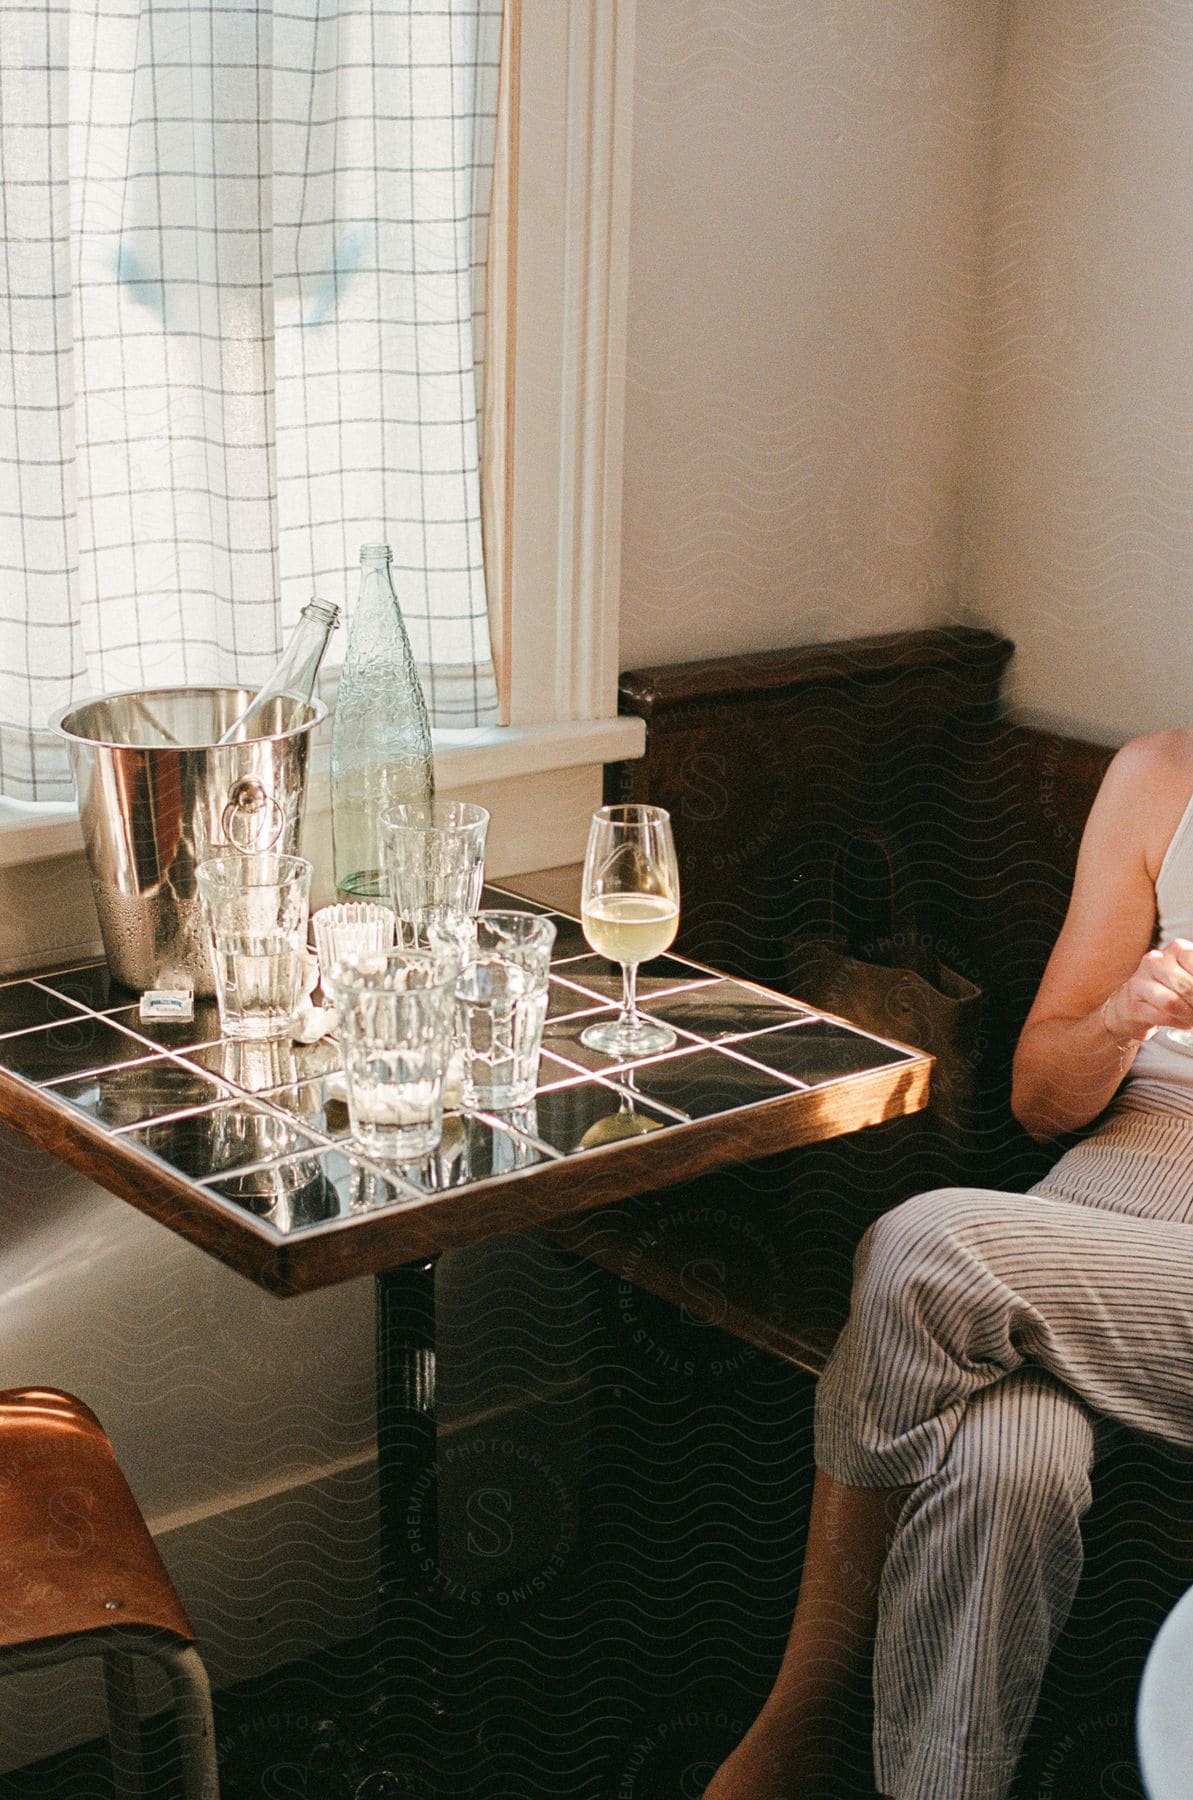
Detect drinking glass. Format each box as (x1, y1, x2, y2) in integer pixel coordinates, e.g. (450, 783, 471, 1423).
(579, 804, 680, 1057)
(324, 949, 457, 1160)
(380, 800, 490, 946)
(452, 910, 556, 1108)
(312, 901, 395, 978)
(196, 852, 313, 1040)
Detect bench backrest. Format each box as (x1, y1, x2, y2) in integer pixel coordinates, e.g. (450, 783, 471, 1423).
(608, 627, 1113, 1196)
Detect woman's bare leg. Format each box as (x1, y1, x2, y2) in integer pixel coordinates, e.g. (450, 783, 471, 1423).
(702, 1470, 903, 1799)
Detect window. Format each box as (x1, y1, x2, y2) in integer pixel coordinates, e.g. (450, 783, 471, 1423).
(0, 0, 645, 968)
(1, 0, 503, 805)
(441, 0, 645, 856)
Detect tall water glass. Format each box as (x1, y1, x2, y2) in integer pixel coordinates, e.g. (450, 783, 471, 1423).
(381, 800, 490, 946)
(454, 910, 557, 1109)
(325, 950, 457, 1161)
(196, 853, 313, 1040)
(580, 804, 680, 1057)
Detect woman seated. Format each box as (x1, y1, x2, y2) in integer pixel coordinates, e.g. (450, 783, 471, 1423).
(705, 728, 1193, 1800)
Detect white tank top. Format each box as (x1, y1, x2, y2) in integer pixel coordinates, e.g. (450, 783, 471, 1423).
(1127, 784, 1193, 1089)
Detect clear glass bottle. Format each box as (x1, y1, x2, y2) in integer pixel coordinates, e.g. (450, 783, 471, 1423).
(331, 545, 435, 899)
(218, 598, 340, 743)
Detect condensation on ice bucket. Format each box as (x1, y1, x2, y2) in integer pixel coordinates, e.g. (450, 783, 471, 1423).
(54, 688, 326, 996)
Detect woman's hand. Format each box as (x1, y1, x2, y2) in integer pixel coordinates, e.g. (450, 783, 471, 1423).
(1103, 938, 1193, 1048)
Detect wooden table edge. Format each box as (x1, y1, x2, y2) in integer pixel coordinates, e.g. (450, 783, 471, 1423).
(0, 1072, 292, 1292)
(265, 1052, 931, 1294)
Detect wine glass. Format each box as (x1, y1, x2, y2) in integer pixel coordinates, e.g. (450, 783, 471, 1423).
(579, 804, 681, 1057)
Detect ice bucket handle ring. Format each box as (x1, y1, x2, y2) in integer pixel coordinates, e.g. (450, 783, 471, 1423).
(221, 777, 286, 852)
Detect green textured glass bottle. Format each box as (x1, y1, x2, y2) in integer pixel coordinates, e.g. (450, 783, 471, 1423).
(330, 545, 435, 899)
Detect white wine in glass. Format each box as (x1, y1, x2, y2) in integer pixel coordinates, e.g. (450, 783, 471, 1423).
(580, 804, 680, 1057)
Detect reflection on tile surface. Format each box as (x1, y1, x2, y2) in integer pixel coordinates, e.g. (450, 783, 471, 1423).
(34, 962, 138, 1014)
(0, 980, 92, 1038)
(534, 1051, 600, 1090)
(107, 1000, 224, 1053)
(641, 980, 816, 1041)
(396, 1113, 556, 1193)
(604, 1046, 795, 1120)
(49, 1058, 228, 1128)
(520, 1081, 675, 1156)
(186, 1035, 342, 1092)
(264, 1075, 352, 1140)
(731, 1021, 915, 1085)
(0, 1017, 158, 1083)
(201, 1145, 410, 1230)
(546, 979, 612, 1022)
(127, 1102, 324, 1181)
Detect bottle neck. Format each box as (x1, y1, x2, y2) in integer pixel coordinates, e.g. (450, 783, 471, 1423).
(284, 605, 338, 668)
(356, 551, 400, 621)
(263, 602, 338, 701)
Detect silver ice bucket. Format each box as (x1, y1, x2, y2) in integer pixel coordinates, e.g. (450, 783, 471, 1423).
(54, 688, 326, 995)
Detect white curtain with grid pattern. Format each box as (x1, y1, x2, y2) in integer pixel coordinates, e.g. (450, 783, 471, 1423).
(0, 0, 502, 802)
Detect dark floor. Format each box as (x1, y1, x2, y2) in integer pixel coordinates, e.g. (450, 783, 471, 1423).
(0, 1349, 817, 1797)
(0, 1260, 1174, 1800)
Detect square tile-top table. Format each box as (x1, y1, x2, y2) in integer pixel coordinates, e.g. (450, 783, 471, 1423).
(0, 887, 931, 1296)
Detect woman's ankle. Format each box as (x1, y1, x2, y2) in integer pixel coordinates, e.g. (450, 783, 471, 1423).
(702, 1710, 834, 1799)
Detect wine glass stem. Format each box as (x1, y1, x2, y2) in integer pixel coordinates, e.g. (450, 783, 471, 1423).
(619, 960, 639, 1032)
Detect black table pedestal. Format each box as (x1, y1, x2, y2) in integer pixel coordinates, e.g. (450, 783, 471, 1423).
(304, 1260, 445, 1798)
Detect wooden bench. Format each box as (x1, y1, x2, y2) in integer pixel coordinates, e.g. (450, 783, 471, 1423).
(531, 629, 1188, 1794)
(537, 626, 1116, 1365)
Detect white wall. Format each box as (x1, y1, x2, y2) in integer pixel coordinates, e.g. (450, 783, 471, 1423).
(0, 1128, 593, 1762)
(0, 1128, 378, 1764)
(619, 0, 1008, 670)
(965, 0, 1193, 743)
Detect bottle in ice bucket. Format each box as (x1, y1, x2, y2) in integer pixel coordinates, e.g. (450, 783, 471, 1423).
(331, 544, 435, 899)
(217, 597, 340, 744)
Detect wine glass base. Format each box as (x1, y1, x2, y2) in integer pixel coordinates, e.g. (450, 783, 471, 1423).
(579, 1015, 677, 1058)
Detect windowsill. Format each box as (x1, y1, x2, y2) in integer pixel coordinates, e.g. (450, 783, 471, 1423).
(426, 715, 645, 790)
(0, 715, 647, 869)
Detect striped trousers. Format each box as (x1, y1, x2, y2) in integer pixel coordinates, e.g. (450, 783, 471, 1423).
(814, 1081, 1193, 1800)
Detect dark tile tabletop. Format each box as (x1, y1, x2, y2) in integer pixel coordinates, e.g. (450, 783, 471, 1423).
(0, 887, 931, 1295)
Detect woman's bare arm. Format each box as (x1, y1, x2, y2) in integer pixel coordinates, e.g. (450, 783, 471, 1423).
(1012, 732, 1193, 1142)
